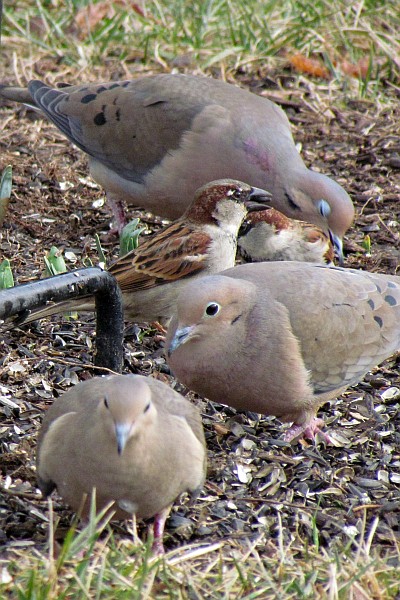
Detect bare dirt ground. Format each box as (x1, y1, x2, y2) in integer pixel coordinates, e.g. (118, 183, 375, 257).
(0, 58, 399, 561)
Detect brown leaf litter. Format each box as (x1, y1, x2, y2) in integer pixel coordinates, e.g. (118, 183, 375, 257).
(0, 60, 399, 562)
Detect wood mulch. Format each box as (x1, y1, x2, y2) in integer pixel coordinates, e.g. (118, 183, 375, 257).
(0, 58, 399, 560)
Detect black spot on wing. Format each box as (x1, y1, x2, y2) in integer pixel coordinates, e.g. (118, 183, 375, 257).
(374, 316, 383, 328)
(94, 112, 106, 126)
(385, 294, 397, 306)
(81, 93, 97, 104)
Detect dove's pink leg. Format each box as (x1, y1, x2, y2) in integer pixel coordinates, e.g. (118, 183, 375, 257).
(108, 194, 127, 234)
(151, 506, 171, 555)
(284, 417, 333, 443)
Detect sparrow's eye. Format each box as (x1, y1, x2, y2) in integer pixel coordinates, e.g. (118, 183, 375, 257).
(205, 302, 221, 317)
(104, 397, 109, 409)
(239, 219, 251, 235)
(227, 187, 243, 200)
(232, 188, 244, 200)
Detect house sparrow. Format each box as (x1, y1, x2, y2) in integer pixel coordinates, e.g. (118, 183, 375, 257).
(15, 179, 271, 326)
(238, 208, 335, 264)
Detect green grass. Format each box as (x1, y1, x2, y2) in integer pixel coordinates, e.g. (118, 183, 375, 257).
(2, 0, 399, 89)
(1, 505, 399, 599)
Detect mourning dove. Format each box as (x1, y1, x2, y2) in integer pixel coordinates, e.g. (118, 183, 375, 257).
(238, 208, 335, 264)
(166, 262, 400, 442)
(37, 374, 206, 554)
(15, 179, 270, 326)
(0, 74, 353, 250)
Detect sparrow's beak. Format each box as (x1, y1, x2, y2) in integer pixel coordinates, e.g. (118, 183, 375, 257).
(330, 232, 344, 266)
(167, 325, 194, 356)
(245, 187, 272, 212)
(115, 422, 131, 455)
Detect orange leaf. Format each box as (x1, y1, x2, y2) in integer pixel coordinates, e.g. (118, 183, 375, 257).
(288, 53, 331, 79)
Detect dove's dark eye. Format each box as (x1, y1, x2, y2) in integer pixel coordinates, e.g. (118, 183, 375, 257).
(318, 199, 331, 218)
(205, 302, 221, 317)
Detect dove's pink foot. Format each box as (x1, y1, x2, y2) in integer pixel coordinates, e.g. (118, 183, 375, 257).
(108, 195, 127, 234)
(284, 417, 333, 443)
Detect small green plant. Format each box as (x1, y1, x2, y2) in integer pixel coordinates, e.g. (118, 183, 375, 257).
(0, 258, 14, 289)
(43, 246, 78, 318)
(119, 218, 147, 256)
(94, 233, 107, 268)
(43, 246, 67, 277)
(362, 234, 371, 255)
(0, 165, 12, 227)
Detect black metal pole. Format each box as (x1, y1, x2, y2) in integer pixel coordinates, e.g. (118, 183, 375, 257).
(0, 268, 124, 372)
(93, 272, 124, 373)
